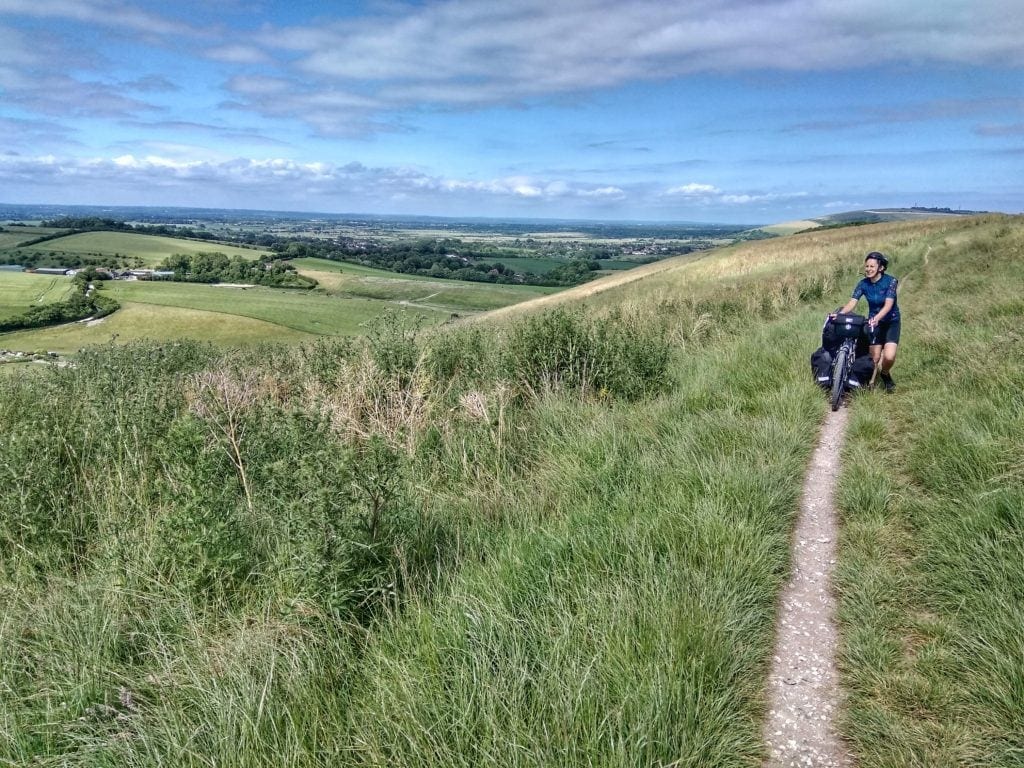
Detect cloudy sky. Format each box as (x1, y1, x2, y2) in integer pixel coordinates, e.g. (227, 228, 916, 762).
(1, 0, 1022, 223)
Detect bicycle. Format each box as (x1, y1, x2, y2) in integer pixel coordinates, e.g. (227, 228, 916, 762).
(827, 313, 868, 411)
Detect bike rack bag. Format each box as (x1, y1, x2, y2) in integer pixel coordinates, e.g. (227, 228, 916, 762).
(831, 313, 867, 339)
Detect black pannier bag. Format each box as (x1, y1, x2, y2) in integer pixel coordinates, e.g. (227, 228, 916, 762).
(831, 312, 867, 340)
(811, 348, 833, 386)
(848, 354, 875, 388)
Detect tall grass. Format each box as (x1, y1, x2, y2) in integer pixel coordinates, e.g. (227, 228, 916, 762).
(835, 217, 1024, 766)
(1, 214, 1018, 766)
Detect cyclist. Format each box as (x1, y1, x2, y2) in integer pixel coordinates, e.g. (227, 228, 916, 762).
(835, 251, 900, 392)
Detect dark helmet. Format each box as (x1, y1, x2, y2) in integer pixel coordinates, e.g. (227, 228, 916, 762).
(865, 251, 889, 271)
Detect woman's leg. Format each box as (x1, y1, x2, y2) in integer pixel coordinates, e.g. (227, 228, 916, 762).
(879, 342, 898, 373)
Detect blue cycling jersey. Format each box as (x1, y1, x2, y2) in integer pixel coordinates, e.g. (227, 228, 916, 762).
(852, 273, 900, 322)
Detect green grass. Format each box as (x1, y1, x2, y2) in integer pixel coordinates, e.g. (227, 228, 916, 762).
(0, 232, 34, 249)
(0, 302, 317, 351)
(14, 231, 272, 267)
(291, 257, 440, 281)
(0, 257, 561, 352)
(1, 214, 1020, 767)
(294, 256, 559, 312)
(0, 278, 451, 352)
(835, 218, 1024, 766)
(0, 271, 75, 322)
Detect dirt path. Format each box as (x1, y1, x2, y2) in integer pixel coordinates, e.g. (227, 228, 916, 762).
(763, 407, 853, 767)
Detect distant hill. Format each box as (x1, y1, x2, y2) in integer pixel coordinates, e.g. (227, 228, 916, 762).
(757, 206, 988, 236)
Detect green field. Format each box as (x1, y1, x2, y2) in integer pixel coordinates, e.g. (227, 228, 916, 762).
(293, 257, 559, 311)
(0, 258, 558, 351)
(0, 271, 75, 322)
(0, 232, 35, 249)
(12, 231, 272, 266)
(0, 280, 448, 353)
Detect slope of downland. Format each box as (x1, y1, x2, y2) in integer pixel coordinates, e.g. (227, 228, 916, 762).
(339, 217, 1010, 767)
(0, 214, 1016, 767)
(835, 216, 1024, 765)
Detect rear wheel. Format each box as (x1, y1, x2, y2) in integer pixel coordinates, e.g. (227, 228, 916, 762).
(830, 346, 848, 411)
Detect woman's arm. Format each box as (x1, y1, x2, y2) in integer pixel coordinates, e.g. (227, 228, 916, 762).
(838, 299, 858, 314)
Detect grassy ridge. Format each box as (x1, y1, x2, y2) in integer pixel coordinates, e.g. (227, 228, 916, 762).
(836, 217, 1024, 765)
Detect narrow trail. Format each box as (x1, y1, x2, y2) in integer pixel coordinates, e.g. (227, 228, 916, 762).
(763, 407, 853, 767)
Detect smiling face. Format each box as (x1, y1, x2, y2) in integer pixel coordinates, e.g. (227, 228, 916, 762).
(864, 257, 883, 280)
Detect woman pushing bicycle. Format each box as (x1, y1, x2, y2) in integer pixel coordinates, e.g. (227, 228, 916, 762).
(835, 251, 901, 392)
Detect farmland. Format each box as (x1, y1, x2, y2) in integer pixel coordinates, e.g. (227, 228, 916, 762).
(292, 257, 558, 311)
(0, 256, 558, 352)
(0, 271, 75, 322)
(13, 231, 271, 267)
(2, 211, 688, 354)
(0, 223, 568, 350)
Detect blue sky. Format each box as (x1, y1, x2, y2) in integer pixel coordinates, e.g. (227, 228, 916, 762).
(1, 0, 1022, 223)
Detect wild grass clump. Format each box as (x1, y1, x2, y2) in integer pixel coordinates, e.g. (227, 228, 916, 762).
(503, 307, 671, 400)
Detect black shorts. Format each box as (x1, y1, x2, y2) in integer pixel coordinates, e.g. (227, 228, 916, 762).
(869, 319, 901, 346)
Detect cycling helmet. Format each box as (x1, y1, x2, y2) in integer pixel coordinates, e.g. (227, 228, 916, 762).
(865, 251, 888, 271)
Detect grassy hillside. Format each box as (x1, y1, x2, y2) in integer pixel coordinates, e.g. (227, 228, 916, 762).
(0, 214, 1019, 766)
(293, 256, 559, 311)
(835, 219, 1024, 765)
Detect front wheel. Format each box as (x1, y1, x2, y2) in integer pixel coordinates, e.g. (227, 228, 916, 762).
(830, 347, 848, 411)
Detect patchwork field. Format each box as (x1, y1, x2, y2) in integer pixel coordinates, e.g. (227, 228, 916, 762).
(12, 231, 272, 266)
(0, 271, 76, 322)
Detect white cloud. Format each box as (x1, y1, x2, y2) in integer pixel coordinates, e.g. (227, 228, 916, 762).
(663, 182, 808, 206)
(665, 183, 722, 197)
(5, 1, 1023, 139)
(244, 0, 1024, 117)
(0, 154, 631, 207)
